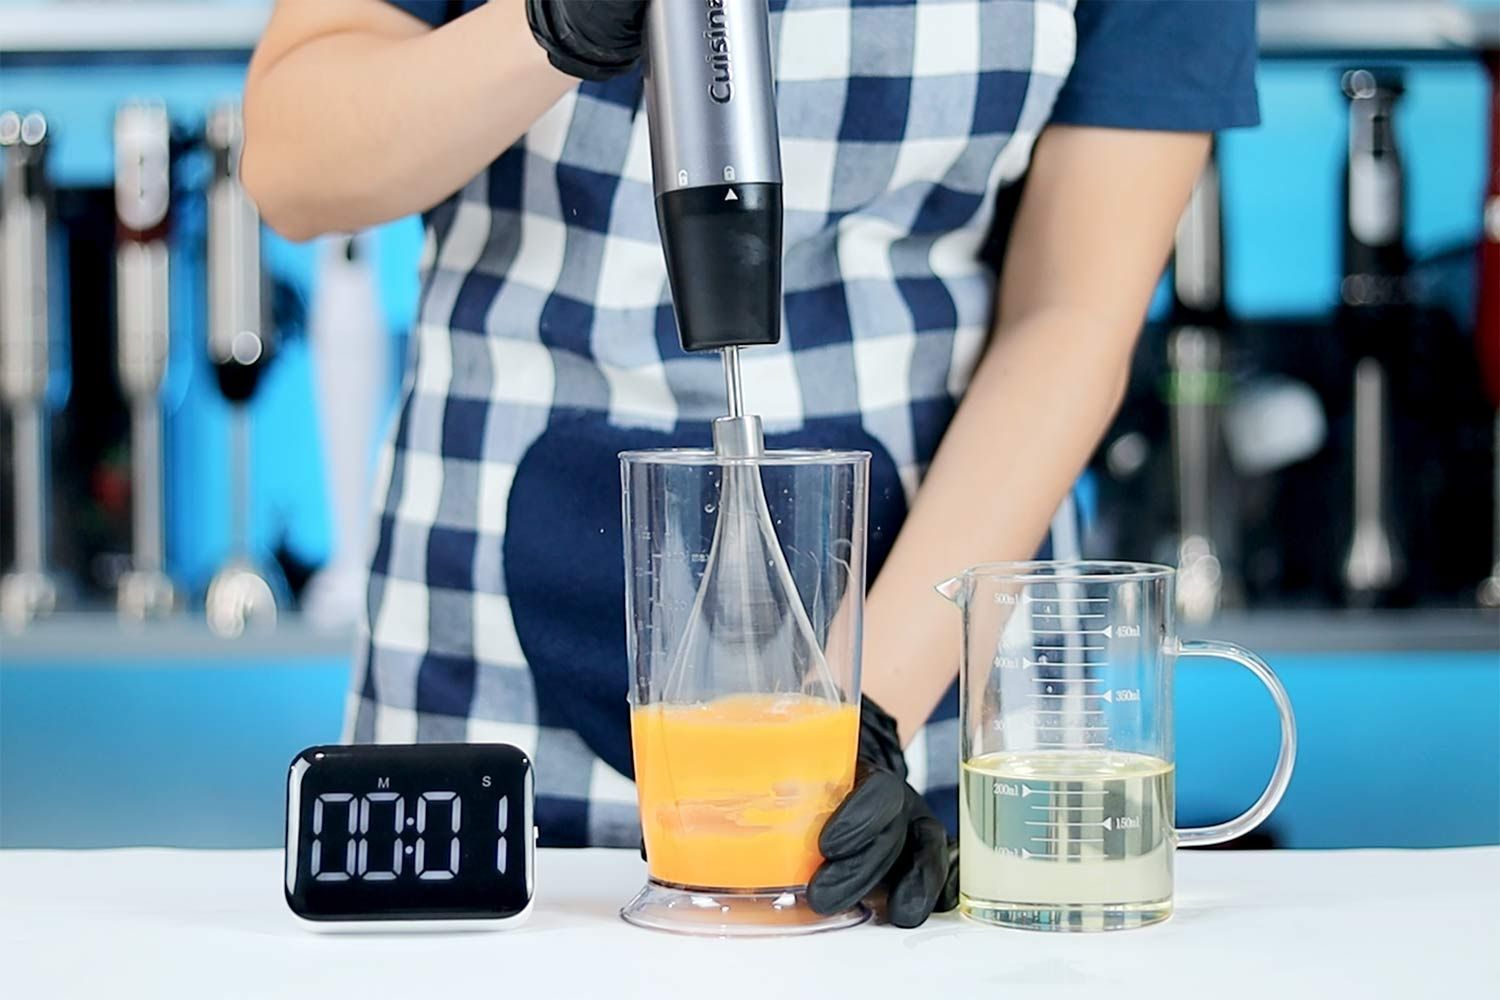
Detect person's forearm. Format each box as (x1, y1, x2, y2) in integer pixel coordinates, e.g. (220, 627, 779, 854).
(861, 308, 1136, 743)
(858, 126, 1209, 743)
(243, 0, 571, 240)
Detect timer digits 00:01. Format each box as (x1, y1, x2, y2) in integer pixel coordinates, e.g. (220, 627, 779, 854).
(284, 744, 535, 931)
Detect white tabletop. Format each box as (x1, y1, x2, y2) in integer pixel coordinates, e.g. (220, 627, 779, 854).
(3, 847, 1496, 999)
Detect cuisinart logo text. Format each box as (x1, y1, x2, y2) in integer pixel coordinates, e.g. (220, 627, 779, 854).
(705, 0, 731, 103)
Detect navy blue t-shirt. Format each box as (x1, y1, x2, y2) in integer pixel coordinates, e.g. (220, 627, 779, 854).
(388, 0, 1261, 132)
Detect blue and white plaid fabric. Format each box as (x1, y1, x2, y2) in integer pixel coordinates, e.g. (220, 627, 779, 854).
(349, 0, 1085, 846)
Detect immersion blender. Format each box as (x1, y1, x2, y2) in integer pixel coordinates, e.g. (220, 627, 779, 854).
(642, 0, 835, 696)
(0, 112, 60, 629)
(114, 102, 178, 620)
(1338, 69, 1407, 603)
(1168, 148, 1231, 623)
(204, 103, 281, 637)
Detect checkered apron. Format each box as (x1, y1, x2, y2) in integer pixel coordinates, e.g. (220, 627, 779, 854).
(347, 0, 1081, 847)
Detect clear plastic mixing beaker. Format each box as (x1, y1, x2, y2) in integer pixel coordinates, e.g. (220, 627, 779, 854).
(938, 561, 1296, 931)
(619, 448, 870, 936)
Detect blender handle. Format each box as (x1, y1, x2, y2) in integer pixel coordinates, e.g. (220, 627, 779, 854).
(1174, 639, 1298, 848)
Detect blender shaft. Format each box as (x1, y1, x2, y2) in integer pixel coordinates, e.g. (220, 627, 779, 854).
(1344, 357, 1400, 593)
(115, 238, 171, 578)
(10, 405, 47, 572)
(130, 398, 166, 575)
(721, 346, 745, 421)
(230, 407, 250, 557)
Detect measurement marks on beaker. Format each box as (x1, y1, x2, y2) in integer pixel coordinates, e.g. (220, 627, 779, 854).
(1028, 686, 1140, 703)
(1029, 624, 1139, 638)
(1026, 817, 1116, 830)
(996, 656, 1108, 669)
(990, 845, 1105, 858)
(987, 782, 1147, 857)
(999, 656, 1105, 671)
(992, 783, 1104, 799)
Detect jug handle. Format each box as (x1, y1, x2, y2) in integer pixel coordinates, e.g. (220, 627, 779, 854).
(1174, 639, 1298, 848)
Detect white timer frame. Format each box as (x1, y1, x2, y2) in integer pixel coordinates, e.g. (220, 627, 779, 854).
(284, 748, 535, 933)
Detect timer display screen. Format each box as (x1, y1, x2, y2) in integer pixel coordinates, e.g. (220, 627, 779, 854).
(285, 744, 532, 922)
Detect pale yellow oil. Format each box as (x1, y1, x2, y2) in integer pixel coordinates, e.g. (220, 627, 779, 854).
(958, 750, 1175, 930)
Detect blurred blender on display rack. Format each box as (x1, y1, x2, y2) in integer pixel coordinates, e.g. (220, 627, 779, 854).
(1339, 69, 1408, 604)
(0, 111, 63, 631)
(1167, 146, 1235, 623)
(301, 230, 387, 632)
(203, 102, 284, 638)
(113, 102, 177, 621)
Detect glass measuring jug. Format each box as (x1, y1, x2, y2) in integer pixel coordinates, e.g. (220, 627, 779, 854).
(938, 561, 1296, 931)
(619, 447, 870, 935)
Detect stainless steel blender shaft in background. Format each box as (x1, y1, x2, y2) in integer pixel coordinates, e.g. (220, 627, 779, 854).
(114, 102, 177, 621)
(1169, 152, 1229, 623)
(1345, 357, 1401, 593)
(0, 111, 60, 630)
(204, 103, 279, 638)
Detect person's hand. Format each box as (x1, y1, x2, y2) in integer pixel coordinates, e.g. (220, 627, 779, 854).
(525, 0, 648, 82)
(807, 696, 959, 928)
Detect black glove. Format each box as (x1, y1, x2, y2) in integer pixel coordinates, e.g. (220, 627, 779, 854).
(806, 696, 959, 928)
(525, 0, 648, 82)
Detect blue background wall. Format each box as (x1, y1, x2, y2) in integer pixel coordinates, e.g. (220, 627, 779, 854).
(3, 646, 1496, 848)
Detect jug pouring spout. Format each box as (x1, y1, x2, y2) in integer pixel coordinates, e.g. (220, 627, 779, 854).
(935, 574, 971, 606)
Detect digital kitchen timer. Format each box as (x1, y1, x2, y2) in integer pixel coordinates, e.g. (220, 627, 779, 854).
(284, 744, 534, 931)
